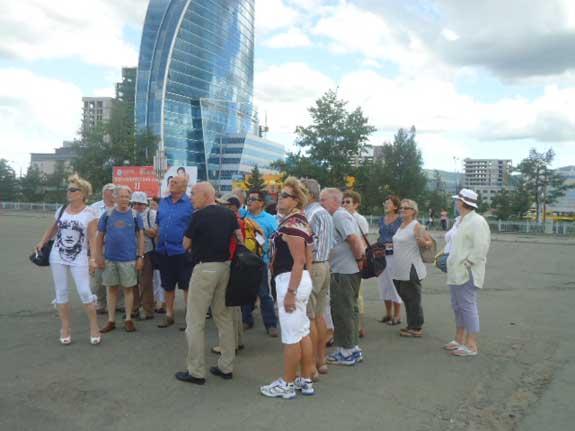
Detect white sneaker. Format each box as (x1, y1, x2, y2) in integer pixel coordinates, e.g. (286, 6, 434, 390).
(294, 377, 315, 396)
(260, 378, 296, 399)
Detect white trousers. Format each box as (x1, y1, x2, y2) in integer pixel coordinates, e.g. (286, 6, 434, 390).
(50, 263, 96, 305)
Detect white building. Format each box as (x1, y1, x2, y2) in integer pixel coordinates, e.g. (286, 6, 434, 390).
(464, 158, 512, 204)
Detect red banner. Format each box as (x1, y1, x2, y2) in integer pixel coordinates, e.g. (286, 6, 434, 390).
(113, 166, 160, 197)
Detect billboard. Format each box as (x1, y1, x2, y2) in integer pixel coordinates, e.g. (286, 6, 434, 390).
(112, 166, 160, 197)
(160, 166, 198, 197)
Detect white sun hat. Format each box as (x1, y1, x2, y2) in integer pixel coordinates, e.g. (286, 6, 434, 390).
(452, 188, 478, 209)
(130, 191, 149, 205)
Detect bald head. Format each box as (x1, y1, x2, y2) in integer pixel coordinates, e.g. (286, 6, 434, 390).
(192, 182, 216, 209)
(169, 175, 188, 195)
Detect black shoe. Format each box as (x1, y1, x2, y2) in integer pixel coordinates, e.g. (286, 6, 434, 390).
(210, 366, 233, 380)
(179, 326, 187, 332)
(175, 371, 206, 385)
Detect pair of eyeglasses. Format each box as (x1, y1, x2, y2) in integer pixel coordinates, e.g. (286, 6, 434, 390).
(279, 191, 296, 199)
(342, 199, 353, 204)
(247, 197, 262, 202)
(399, 206, 413, 210)
(67, 187, 81, 193)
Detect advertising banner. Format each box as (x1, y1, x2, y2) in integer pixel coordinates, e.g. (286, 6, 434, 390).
(160, 166, 198, 197)
(113, 166, 160, 197)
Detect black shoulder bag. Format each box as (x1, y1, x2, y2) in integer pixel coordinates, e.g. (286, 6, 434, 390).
(357, 224, 387, 279)
(30, 204, 68, 267)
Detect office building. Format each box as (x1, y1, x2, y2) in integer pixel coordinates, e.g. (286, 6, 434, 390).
(116, 67, 137, 105)
(464, 158, 512, 204)
(135, 0, 283, 190)
(30, 141, 78, 176)
(82, 97, 114, 134)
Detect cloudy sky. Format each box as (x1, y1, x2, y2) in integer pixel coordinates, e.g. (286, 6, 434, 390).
(1, 0, 574, 175)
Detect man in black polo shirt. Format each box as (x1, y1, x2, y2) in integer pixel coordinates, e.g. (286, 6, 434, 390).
(175, 182, 242, 385)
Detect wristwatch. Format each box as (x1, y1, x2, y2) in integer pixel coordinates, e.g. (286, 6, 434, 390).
(137, 255, 144, 259)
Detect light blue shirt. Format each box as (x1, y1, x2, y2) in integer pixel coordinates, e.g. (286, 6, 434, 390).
(245, 210, 278, 263)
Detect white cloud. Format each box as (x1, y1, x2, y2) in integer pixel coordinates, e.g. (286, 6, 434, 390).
(0, 68, 83, 173)
(0, 0, 143, 68)
(255, 0, 300, 36)
(263, 27, 312, 48)
(254, 62, 335, 135)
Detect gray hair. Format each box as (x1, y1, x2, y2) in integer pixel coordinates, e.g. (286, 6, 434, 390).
(401, 198, 419, 217)
(320, 187, 342, 202)
(102, 183, 116, 194)
(113, 185, 132, 197)
(300, 178, 321, 201)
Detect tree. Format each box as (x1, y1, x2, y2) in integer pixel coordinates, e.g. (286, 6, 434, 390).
(292, 89, 376, 186)
(0, 159, 18, 201)
(516, 148, 572, 222)
(44, 160, 70, 203)
(379, 127, 427, 202)
(245, 164, 266, 191)
(20, 165, 47, 202)
(423, 171, 450, 216)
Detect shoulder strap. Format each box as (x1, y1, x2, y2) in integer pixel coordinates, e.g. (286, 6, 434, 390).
(355, 219, 372, 250)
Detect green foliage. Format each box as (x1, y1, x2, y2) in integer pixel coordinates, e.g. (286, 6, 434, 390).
(72, 99, 158, 192)
(379, 127, 427, 202)
(0, 159, 19, 201)
(516, 148, 573, 221)
(245, 164, 266, 192)
(44, 161, 71, 203)
(292, 89, 376, 186)
(20, 165, 47, 202)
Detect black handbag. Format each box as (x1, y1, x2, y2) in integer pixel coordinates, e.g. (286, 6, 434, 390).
(357, 225, 387, 279)
(226, 244, 264, 306)
(30, 204, 68, 267)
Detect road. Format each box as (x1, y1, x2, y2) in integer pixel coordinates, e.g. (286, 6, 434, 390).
(1, 212, 574, 431)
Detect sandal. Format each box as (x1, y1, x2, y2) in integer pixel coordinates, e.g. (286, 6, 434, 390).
(443, 340, 461, 351)
(317, 364, 328, 375)
(451, 345, 478, 357)
(387, 318, 402, 326)
(379, 315, 391, 323)
(90, 335, 102, 345)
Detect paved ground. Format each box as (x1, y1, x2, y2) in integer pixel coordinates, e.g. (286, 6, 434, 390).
(1, 212, 574, 431)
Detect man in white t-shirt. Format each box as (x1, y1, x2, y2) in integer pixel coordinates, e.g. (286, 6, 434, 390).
(90, 183, 116, 313)
(342, 190, 369, 338)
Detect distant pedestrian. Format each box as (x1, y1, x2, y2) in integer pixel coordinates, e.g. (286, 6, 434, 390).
(377, 195, 403, 326)
(392, 199, 433, 338)
(426, 208, 435, 229)
(90, 183, 116, 314)
(155, 175, 194, 328)
(342, 190, 369, 338)
(96, 186, 145, 333)
(35, 174, 101, 345)
(175, 182, 242, 385)
(260, 177, 315, 399)
(445, 189, 491, 357)
(440, 208, 449, 231)
(320, 188, 365, 366)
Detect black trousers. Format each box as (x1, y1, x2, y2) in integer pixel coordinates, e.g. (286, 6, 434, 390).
(393, 265, 424, 330)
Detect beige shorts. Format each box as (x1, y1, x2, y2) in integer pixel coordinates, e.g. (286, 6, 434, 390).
(102, 260, 137, 288)
(307, 261, 330, 319)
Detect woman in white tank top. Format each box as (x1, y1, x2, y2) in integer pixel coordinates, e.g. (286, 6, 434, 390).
(392, 199, 433, 337)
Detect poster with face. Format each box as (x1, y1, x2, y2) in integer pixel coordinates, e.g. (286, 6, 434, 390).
(56, 219, 85, 262)
(160, 166, 198, 197)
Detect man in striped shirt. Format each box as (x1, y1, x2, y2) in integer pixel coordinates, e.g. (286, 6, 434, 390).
(301, 178, 334, 376)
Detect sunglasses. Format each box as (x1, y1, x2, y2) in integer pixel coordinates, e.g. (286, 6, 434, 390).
(247, 197, 262, 202)
(67, 187, 81, 193)
(279, 191, 296, 199)
(399, 206, 413, 210)
(342, 199, 353, 204)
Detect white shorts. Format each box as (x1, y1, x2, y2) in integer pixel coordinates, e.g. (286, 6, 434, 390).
(275, 271, 313, 345)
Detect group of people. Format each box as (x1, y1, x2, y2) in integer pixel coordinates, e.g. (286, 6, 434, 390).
(35, 172, 491, 399)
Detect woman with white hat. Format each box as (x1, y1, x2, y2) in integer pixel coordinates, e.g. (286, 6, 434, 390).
(444, 189, 491, 357)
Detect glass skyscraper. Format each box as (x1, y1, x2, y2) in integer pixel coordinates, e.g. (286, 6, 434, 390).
(135, 0, 284, 190)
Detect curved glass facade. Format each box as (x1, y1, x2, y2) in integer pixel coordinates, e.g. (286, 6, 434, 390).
(136, 0, 280, 187)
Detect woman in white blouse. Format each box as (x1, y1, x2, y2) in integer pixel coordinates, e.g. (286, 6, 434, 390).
(445, 189, 491, 357)
(392, 199, 433, 338)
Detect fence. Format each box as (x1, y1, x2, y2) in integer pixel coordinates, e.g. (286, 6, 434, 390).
(2, 202, 574, 236)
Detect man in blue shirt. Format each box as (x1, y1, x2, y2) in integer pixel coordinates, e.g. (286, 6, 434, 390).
(155, 175, 194, 328)
(242, 190, 279, 337)
(96, 185, 145, 333)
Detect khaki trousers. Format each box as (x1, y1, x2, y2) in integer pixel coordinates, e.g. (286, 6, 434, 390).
(186, 261, 235, 378)
(232, 307, 243, 348)
(137, 253, 155, 315)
